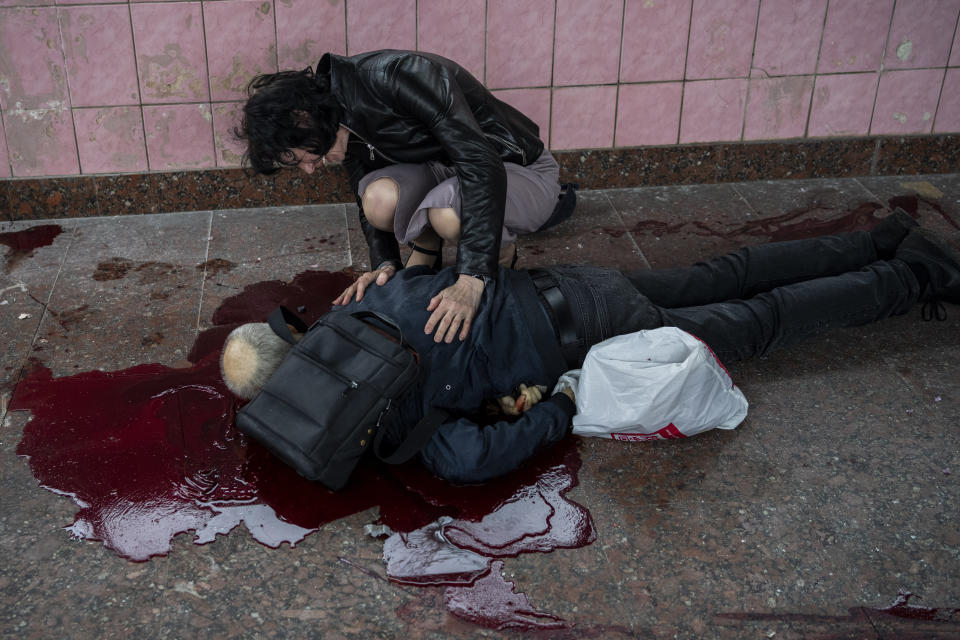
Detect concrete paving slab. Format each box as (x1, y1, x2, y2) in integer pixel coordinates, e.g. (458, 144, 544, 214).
(518, 189, 647, 271)
(209, 204, 352, 266)
(64, 211, 212, 268)
(604, 183, 759, 269)
(31, 259, 205, 374)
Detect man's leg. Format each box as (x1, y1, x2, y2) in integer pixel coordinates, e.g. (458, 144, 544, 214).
(624, 212, 916, 308)
(656, 259, 920, 363)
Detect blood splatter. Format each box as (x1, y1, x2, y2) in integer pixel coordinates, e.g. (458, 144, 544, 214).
(716, 589, 960, 627)
(0, 224, 63, 272)
(196, 258, 235, 276)
(10, 268, 595, 631)
(93, 257, 134, 281)
(628, 201, 888, 243)
(872, 591, 960, 622)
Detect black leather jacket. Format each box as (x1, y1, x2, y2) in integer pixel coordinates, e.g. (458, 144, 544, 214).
(319, 50, 545, 279)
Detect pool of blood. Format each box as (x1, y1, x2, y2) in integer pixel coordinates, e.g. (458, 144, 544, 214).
(0, 224, 63, 271)
(11, 268, 594, 631)
(444, 560, 567, 631)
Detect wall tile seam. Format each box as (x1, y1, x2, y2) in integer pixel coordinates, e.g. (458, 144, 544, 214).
(22, 67, 953, 113)
(50, 6, 81, 179)
(125, 1, 148, 196)
(0, 96, 9, 179)
(738, 0, 764, 146)
(611, 0, 626, 149)
(865, 0, 898, 142)
(9, 74, 960, 162)
(519, 67, 957, 95)
(482, 0, 489, 86)
(343, 0, 350, 55)
(932, 6, 960, 133)
(802, 0, 831, 139)
(676, 0, 694, 147)
(548, 0, 558, 150)
(186, 0, 215, 175)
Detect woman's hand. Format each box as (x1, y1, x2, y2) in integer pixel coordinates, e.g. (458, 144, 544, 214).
(424, 274, 484, 343)
(333, 264, 397, 306)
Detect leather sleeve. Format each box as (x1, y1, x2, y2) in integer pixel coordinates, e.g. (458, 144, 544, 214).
(388, 58, 505, 280)
(342, 151, 402, 271)
(417, 394, 576, 484)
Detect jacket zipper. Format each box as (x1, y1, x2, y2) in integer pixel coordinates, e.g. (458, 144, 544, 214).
(485, 133, 527, 164)
(345, 124, 527, 165)
(342, 124, 400, 164)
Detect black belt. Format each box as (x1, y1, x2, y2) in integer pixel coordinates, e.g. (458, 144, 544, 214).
(529, 268, 580, 368)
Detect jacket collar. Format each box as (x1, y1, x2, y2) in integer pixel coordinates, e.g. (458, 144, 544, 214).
(317, 53, 360, 131)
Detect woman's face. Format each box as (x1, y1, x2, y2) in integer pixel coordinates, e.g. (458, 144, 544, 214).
(291, 126, 349, 174)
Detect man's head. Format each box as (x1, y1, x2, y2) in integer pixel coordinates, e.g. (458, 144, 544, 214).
(220, 323, 294, 400)
(236, 68, 343, 176)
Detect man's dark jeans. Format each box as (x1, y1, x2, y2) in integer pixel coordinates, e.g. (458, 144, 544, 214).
(544, 231, 920, 366)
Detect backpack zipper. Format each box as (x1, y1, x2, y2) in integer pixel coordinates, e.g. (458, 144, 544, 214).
(290, 349, 359, 396)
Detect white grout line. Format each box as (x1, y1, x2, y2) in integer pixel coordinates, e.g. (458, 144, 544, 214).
(601, 190, 652, 270)
(10, 221, 82, 398)
(342, 203, 355, 268)
(193, 210, 214, 336)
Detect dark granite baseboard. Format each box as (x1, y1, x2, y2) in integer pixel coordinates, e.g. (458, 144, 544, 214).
(2, 135, 958, 221)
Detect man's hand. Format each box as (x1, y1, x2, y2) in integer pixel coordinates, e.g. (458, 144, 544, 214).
(496, 384, 548, 416)
(424, 274, 484, 343)
(514, 383, 546, 413)
(559, 384, 576, 404)
(333, 264, 397, 306)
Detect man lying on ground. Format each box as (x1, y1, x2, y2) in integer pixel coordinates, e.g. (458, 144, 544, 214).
(221, 210, 959, 484)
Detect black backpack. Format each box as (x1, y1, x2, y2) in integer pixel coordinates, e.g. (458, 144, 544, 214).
(235, 306, 446, 491)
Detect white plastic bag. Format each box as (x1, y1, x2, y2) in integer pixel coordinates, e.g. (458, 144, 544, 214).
(554, 327, 748, 441)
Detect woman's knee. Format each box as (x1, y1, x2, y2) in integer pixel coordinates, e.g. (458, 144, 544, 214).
(361, 178, 399, 231)
(427, 207, 461, 242)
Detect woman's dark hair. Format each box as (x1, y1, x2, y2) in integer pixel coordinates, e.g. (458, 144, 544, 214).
(235, 68, 342, 175)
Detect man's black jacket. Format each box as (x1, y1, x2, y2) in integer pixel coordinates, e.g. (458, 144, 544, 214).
(347, 265, 576, 484)
(319, 50, 545, 280)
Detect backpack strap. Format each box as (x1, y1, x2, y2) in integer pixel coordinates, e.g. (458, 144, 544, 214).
(351, 310, 407, 346)
(267, 306, 309, 345)
(374, 408, 449, 464)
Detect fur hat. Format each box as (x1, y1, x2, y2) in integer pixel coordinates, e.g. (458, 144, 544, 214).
(220, 323, 294, 400)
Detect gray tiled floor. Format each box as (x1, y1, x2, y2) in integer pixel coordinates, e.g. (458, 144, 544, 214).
(1, 174, 958, 639)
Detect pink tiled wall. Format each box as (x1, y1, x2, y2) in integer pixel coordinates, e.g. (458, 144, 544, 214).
(1, 0, 958, 178)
